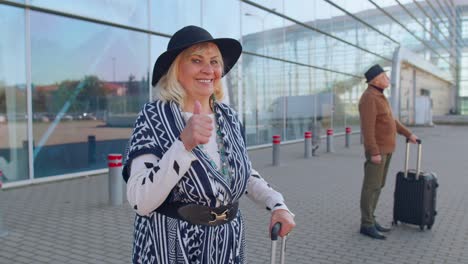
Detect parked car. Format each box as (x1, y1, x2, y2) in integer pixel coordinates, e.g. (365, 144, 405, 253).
(78, 112, 97, 120)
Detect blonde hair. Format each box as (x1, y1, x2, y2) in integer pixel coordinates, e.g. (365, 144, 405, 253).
(155, 42, 225, 108)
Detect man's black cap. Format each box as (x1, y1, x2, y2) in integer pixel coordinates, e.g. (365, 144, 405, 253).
(364, 64, 387, 83)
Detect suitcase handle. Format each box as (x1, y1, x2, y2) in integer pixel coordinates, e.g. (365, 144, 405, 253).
(404, 138, 422, 179)
(270, 222, 286, 264)
(271, 222, 281, 241)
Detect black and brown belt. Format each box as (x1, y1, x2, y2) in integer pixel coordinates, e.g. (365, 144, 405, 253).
(155, 201, 239, 226)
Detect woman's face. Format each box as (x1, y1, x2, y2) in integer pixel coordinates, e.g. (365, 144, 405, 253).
(178, 42, 223, 101)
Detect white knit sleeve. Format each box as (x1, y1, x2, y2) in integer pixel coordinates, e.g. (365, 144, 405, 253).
(245, 168, 293, 215)
(126, 140, 196, 216)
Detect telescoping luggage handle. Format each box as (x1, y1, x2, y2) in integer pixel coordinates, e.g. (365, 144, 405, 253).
(270, 222, 286, 264)
(404, 138, 422, 180)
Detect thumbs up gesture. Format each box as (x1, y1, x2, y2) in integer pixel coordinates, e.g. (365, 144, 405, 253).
(179, 101, 213, 151)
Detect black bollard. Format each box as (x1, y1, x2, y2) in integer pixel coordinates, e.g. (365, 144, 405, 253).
(88, 135, 96, 164)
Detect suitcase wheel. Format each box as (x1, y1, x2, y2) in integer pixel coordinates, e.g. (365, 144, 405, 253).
(427, 225, 433, 230)
(392, 220, 398, 226)
(419, 225, 425, 231)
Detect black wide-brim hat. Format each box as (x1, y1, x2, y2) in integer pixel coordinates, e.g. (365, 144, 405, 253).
(151, 25, 242, 86)
(364, 64, 387, 83)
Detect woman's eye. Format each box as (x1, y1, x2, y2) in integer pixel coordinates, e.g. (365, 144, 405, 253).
(192, 59, 201, 63)
(211, 60, 219, 65)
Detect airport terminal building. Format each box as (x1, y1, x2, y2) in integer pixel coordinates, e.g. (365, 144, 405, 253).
(1, 0, 467, 186)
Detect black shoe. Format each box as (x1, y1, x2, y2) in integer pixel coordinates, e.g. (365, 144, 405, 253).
(360, 226, 386, 240)
(375, 222, 391, 232)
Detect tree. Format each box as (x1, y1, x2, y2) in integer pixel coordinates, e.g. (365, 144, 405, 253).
(49, 75, 107, 116)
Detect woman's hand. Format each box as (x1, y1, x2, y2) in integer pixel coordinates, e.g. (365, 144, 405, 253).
(270, 209, 296, 237)
(179, 101, 213, 151)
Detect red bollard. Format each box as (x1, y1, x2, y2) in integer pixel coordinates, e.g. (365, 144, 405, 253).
(326, 128, 334, 153)
(345, 127, 351, 148)
(108, 154, 123, 206)
(272, 135, 281, 166)
(304, 131, 312, 158)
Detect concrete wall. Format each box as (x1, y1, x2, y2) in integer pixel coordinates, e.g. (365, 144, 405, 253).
(399, 63, 452, 124)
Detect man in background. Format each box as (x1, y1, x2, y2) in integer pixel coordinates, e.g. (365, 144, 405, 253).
(358, 64, 418, 240)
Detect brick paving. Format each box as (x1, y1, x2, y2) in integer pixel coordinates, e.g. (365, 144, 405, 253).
(0, 125, 467, 264)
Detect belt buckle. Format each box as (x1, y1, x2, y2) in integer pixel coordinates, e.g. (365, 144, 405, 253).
(209, 209, 229, 224)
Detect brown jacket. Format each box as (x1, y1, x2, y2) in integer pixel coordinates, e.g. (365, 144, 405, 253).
(359, 86, 412, 155)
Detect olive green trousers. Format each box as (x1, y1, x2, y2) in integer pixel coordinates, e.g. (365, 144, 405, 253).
(360, 153, 392, 227)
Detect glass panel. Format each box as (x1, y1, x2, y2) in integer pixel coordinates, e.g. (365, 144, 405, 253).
(344, 78, 366, 132)
(242, 0, 284, 29)
(461, 97, 468, 114)
(246, 0, 283, 10)
(152, 0, 201, 35)
(0, 6, 29, 183)
(30, 11, 149, 178)
(242, 55, 267, 145)
(240, 0, 395, 143)
(331, 73, 364, 134)
(201, 0, 241, 40)
(284, 64, 317, 141)
(242, 54, 285, 145)
(461, 52, 468, 70)
(419, 2, 451, 41)
(285, 0, 362, 51)
(30, 0, 149, 29)
(223, 63, 240, 111)
(460, 81, 468, 96)
(462, 19, 468, 38)
(332, 0, 443, 66)
(241, 2, 284, 57)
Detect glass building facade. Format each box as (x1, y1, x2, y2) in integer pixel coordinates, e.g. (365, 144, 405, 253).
(0, 0, 466, 185)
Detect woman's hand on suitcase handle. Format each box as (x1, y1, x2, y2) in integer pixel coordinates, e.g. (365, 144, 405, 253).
(270, 209, 296, 237)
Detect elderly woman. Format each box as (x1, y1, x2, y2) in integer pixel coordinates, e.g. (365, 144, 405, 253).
(124, 25, 295, 264)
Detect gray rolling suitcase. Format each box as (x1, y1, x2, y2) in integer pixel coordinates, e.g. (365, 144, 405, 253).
(270, 222, 286, 264)
(393, 139, 438, 230)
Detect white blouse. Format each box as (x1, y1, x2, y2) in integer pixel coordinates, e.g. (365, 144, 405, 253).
(126, 112, 291, 217)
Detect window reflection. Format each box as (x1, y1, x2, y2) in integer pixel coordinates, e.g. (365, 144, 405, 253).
(0, 6, 29, 183)
(461, 98, 468, 114)
(30, 0, 148, 29)
(30, 11, 149, 178)
(241, 53, 366, 145)
(460, 81, 468, 97)
(152, 0, 201, 34)
(202, 0, 241, 39)
(242, 55, 284, 145)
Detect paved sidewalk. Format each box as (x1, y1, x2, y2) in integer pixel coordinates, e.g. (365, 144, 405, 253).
(0, 125, 467, 264)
